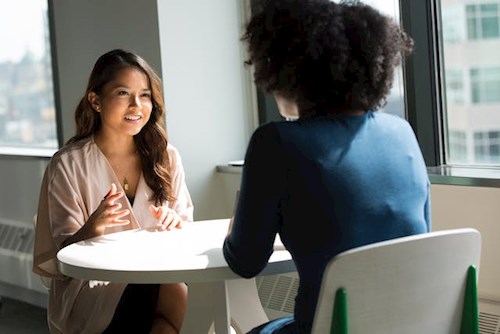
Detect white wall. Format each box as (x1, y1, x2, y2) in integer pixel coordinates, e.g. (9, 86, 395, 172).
(431, 184, 500, 302)
(157, 0, 255, 220)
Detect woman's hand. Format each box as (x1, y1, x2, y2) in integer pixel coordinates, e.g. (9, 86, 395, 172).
(86, 183, 130, 236)
(149, 205, 183, 231)
(61, 183, 130, 248)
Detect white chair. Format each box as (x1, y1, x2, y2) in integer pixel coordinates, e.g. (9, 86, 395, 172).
(311, 228, 481, 334)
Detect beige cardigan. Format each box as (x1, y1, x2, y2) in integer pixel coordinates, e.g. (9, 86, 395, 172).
(33, 137, 193, 334)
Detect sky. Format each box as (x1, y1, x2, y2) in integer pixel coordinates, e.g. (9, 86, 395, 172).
(333, 0, 400, 19)
(0, 0, 47, 63)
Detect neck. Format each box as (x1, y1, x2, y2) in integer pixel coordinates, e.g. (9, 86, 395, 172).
(94, 132, 137, 157)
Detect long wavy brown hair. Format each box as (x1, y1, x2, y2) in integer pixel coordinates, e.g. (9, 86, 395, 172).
(66, 49, 175, 205)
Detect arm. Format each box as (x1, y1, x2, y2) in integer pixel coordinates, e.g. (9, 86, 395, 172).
(223, 123, 286, 278)
(33, 154, 130, 279)
(61, 183, 130, 247)
(150, 145, 194, 230)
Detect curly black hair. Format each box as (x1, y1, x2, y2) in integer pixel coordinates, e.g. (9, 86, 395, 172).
(243, 0, 414, 114)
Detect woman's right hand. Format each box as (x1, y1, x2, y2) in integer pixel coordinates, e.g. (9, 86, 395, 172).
(61, 183, 130, 248)
(87, 183, 130, 236)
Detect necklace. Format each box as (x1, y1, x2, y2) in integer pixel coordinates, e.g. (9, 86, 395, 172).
(123, 177, 129, 191)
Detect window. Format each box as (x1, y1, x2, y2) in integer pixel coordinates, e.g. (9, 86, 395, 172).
(0, 1, 58, 156)
(441, 0, 500, 165)
(470, 67, 500, 104)
(448, 130, 468, 163)
(445, 69, 466, 105)
(442, 5, 466, 43)
(474, 130, 500, 163)
(466, 3, 500, 40)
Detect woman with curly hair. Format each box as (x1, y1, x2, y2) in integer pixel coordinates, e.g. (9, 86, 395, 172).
(33, 49, 193, 333)
(223, 1, 430, 333)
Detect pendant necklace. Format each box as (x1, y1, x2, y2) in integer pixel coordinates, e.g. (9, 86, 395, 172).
(123, 177, 129, 191)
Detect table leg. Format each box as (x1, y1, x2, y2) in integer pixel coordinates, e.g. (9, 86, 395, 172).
(213, 281, 231, 334)
(181, 281, 232, 334)
(181, 282, 217, 334)
(227, 278, 269, 333)
(181, 278, 269, 334)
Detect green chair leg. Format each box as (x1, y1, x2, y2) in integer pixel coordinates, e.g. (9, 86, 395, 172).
(460, 265, 479, 334)
(331, 288, 348, 334)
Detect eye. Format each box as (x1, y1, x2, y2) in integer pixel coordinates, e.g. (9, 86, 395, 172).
(117, 90, 129, 96)
(141, 92, 151, 98)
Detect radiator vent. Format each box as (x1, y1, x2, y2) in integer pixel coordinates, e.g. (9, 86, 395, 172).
(256, 273, 500, 334)
(256, 273, 298, 318)
(479, 312, 500, 334)
(479, 300, 500, 334)
(0, 219, 47, 295)
(0, 222, 35, 253)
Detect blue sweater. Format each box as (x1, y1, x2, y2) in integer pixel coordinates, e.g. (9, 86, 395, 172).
(223, 111, 430, 331)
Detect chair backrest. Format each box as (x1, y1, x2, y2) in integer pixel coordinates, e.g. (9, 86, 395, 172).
(311, 228, 481, 334)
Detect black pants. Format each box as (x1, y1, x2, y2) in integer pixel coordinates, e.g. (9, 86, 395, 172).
(102, 284, 160, 334)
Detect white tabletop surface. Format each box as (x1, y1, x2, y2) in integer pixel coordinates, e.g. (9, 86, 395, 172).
(57, 218, 295, 283)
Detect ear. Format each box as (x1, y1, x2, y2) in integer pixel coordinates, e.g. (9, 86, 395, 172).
(87, 92, 101, 112)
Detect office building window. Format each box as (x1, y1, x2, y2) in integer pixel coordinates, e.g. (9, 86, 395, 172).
(448, 130, 468, 163)
(0, 0, 58, 155)
(443, 5, 466, 43)
(445, 69, 466, 105)
(470, 67, 500, 104)
(474, 130, 500, 163)
(466, 3, 500, 40)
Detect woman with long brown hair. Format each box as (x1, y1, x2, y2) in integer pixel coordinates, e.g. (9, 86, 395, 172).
(33, 49, 193, 333)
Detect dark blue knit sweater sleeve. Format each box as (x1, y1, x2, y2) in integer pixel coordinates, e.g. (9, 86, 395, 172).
(223, 123, 285, 278)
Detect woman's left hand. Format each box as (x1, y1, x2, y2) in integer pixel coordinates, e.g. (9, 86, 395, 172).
(149, 205, 183, 231)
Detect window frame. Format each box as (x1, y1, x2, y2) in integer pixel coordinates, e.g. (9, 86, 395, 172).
(400, 0, 445, 167)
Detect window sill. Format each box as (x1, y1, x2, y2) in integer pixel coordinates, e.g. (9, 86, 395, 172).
(216, 165, 243, 174)
(427, 166, 500, 188)
(217, 164, 500, 188)
(0, 147, 57, 159)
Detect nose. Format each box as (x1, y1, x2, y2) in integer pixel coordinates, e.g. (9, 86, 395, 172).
(130, 94, 142, 109)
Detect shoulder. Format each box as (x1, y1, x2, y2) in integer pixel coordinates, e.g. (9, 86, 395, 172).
(369, 112, 416, 134)
(166, 143, 184, 169)
(41, 137, 95, 189)
(249, 121, 284, 145)
(372, 111, 411, 127)
(49, 137, 94, 167)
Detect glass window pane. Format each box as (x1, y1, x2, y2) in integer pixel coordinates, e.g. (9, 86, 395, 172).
(443, 5, 466, 42)
(441, 0, 500, 166)
(339, 0, 406, 118)
(482, 17, 499, 38)
(0, 1, 58, 154)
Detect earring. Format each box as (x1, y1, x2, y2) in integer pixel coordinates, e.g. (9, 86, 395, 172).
(95, 106, 100, 111)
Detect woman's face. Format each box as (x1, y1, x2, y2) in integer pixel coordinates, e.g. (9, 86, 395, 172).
(274, 93, 299, 120)
(89, 66, 153, 139)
